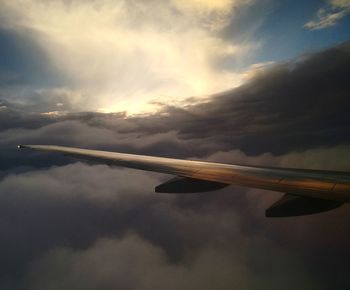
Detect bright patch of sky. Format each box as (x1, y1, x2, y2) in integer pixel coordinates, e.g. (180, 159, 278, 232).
(0, 0, 349, 114)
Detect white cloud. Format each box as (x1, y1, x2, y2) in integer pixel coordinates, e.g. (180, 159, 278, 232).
(0, 0, 255, 114)
(206, 145, 350, 172)
(304, 0, 350, 30)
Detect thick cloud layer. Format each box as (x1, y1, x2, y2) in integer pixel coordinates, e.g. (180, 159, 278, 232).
(2, 163, 350, 290)
(0, 42, 350, 289)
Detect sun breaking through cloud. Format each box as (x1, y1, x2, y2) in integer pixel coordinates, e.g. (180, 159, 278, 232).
(0, 0, 255, 114)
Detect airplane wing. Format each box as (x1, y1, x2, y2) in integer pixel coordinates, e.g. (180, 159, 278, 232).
(18, 144, 350, 217)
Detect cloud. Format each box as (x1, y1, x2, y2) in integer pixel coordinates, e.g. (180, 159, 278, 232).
(0, 159, 349, 289)
(0, 162, 342, 290)
(206, 145, 350, 172)
(26, 234, 250, 290)
(0, 163, 174, 287)
(0, 0, 256, 114)
(155, 42, 350, 155)
(171, 0, 253, 31)
(304, 0, 350, 30)
(26, 232, 323, 290)
(0, 42, 350, 289)
(1, 42, 350, 178)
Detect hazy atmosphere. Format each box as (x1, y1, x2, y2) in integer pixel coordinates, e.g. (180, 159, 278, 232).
(0, 0, 350, 289)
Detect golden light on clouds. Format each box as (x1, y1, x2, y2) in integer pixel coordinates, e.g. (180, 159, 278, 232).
(0, 0, 255, 114)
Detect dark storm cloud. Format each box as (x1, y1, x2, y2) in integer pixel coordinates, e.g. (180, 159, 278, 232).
(165, 41, 350, 155)
(0, 100, 55, 131)
(1, 42, 350, 289)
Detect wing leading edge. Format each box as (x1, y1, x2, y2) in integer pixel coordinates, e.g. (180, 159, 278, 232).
(18, 145, 350, 216)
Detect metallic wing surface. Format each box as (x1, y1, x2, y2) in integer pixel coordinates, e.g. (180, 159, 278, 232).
(18, 145, 350, 217)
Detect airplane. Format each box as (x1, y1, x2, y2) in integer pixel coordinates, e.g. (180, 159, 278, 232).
(18, 144, 350, 217)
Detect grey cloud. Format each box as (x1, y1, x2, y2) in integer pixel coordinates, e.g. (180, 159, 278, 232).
(2, 42, 350, 162)
(82, 41, 350, 156)
(169, 42, 350, 155)
(26, 233, 322, 290)
(0, 42, 350, 289)
(1, 153, 350, 289)
(0, 163, 179, 288)
(206, 145, 350, 172)
(0, 162, 335, 290)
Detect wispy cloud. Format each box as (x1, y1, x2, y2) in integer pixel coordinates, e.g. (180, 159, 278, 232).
(304, 0, 350, 30)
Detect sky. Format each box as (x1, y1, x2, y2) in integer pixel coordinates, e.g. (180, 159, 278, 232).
(0, 0, 350, 289)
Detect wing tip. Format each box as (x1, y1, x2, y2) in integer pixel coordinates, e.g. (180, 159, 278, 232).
(17, 145, 29, 149)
